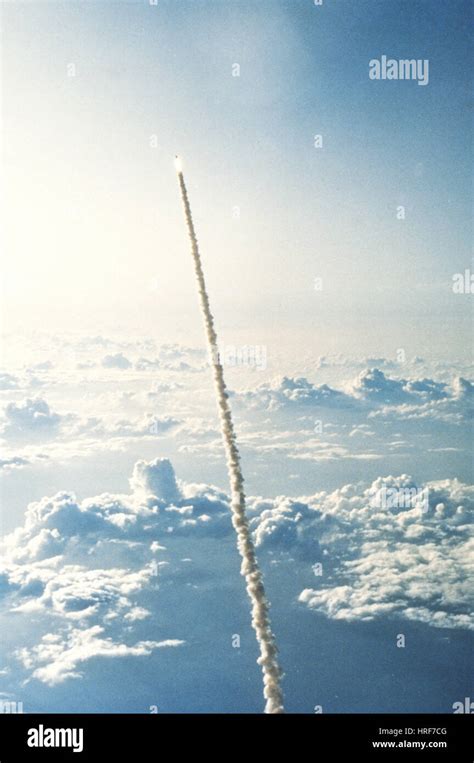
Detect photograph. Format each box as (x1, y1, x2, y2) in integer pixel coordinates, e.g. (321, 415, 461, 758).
(0, 0, 472, 757)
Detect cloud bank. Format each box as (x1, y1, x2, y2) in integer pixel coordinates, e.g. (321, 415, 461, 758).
(1, 457, 472, 691)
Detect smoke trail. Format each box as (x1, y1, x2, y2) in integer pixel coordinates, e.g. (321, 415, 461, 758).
(176, 158, 284, 713)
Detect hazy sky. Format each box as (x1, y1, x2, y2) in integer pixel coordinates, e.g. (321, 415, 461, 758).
(2, 0, 472, 360)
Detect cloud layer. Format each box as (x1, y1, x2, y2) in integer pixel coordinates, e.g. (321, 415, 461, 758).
(1, 456, 472, 690)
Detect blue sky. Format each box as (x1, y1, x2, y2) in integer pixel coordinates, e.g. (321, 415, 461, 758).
(2, 0, 472, 359)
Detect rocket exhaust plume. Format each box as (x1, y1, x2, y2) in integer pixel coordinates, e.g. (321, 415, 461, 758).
(175, 156, 284, 713)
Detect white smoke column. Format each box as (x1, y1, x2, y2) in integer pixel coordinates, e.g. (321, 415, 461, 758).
(175, 157, 284, 713)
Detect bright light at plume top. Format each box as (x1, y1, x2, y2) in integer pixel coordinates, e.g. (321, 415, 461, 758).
(174, 155, 183, 173)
